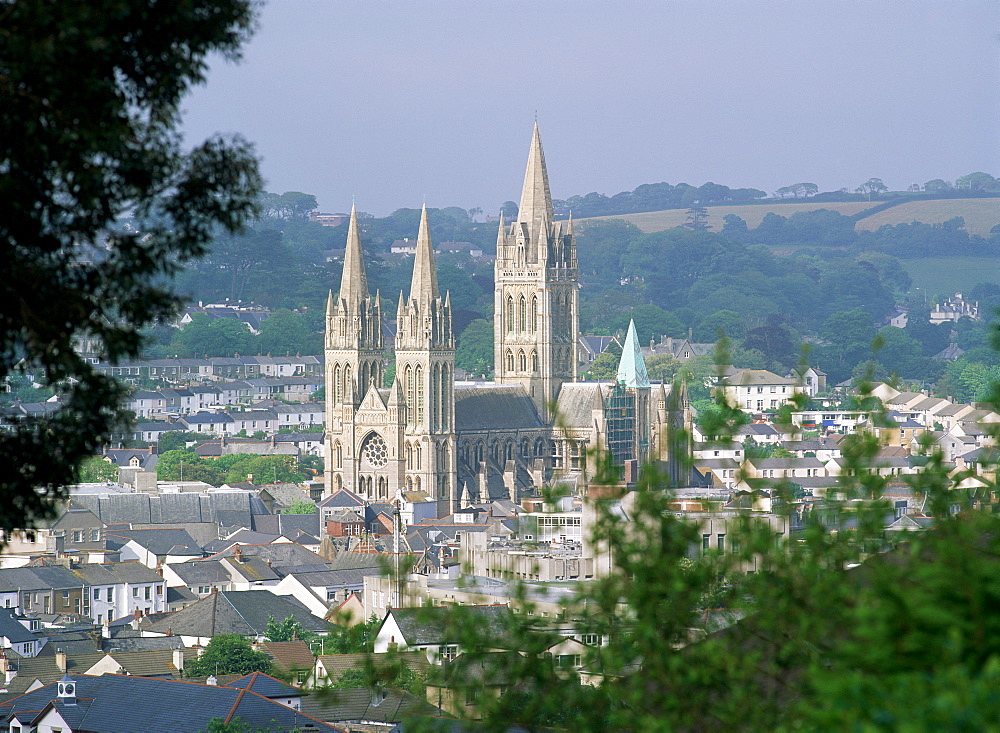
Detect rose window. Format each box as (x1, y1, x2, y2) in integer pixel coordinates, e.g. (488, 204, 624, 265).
(360, 433, 388, 468)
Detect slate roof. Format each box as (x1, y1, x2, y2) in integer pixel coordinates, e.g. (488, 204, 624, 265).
(226, 670, 302, 698)
(725, 369, 794, 386)
(71, 491, 263, 527)
(144, 590, 331, 638)
(259, 641, 315, 675)
(165, 560, 231, 585)
(103, 527, 203, 557)
(554, 382, 606, 429)
(318, 489, 366, 509)
(301, 686, 439, 725)
(454, 384, 542, 431)
(0, 609, 37, 644)
(316, 651, 430, 682)
(0, 674, 339, 732)
(387, 605, 512, 646)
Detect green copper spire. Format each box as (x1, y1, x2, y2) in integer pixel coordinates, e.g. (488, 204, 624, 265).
(617, 319, 650, 388)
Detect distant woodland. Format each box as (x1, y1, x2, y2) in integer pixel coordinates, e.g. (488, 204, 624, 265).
(142, 175, 1000, 399)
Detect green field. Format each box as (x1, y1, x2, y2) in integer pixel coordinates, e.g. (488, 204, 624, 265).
(903, 257, 1000, 299)
(579, 197, 1000, 237)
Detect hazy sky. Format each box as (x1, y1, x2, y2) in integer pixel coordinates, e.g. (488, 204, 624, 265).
(181, 1, 1000, 217)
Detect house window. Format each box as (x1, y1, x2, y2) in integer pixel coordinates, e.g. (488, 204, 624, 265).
(132, 587, 139, 598)
(107, 588, 113, 602)
(91, 529, 101, 541)
(439, 645, 458, 662)
(717, 534, 726, 552)
(702, 534, 710, 552)
(583, 634, 601, 646)
(93, 588, 100, 600)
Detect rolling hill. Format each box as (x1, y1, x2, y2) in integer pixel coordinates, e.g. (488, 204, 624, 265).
(578, 198, 1000, 237)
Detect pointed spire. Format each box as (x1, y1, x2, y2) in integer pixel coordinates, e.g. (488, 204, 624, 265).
(566, 210, 574, 236)
(339, 204, 369, 306)
(617, 319, 651, 388)
(409, 204, 439, 303)
(325, 289, 334, 317)
(517, 122, 554, 242)
(496, 211, 506, 247)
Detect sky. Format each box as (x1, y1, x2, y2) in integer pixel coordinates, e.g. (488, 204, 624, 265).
(181, 1, 1000, 218)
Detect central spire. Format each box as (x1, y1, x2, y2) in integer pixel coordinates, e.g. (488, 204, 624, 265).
(517, 122, 554, 244)
(409, 204, 439, 303)
(617, 319, 651, 388)
(338, 204, 369, 306)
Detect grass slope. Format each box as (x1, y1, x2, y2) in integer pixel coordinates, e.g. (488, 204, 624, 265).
(580, 198, 999, 237)
(579, 201, 877, 233)
(856, 199, 1000, 237)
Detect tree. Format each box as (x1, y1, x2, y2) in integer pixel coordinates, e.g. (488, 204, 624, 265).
(923, 178, 952, 193)
(0, 1, 261, 538)
(456, 319, 494, 377)
(682, 206, 710, 231)
(285, 499, 317, 515)
(185, 634, 272, 677)
(256, 309, 319, 356)
(955, 171, 998, 191)
(78, 457, 119, 483)
(500, 201, 519, 218)
(859, 177, 888, 200)
(265, 615, 313, 643)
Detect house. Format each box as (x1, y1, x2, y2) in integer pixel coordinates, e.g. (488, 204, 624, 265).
(103, 527, 203, 567)
(0, 609, 43, 658)
(641, 335, 714, 362)
(143, 589, 331, 645)
(257, 642, 316, 687)
(930, 292, 979, 324)
(373, 605, 512, 664)
(0, 673, 338, 732)
(577, 335, 620, 366)
(271, 567, 382, 618)
(160, 560, 233, 599)
(312, 651, 430, 689)
(786, 366, 827, 397)
(227, 670, 305, 709)
(721, 370, 801, 413)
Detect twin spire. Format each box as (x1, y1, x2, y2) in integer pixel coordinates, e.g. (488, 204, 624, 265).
(409, 204, 439, 304)
(330, 202, 440, 314)
(338, 204, 368, 307)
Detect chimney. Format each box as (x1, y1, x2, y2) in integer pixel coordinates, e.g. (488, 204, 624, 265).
(233, 545, 242, 563)
(102, 618, 111, 639)
(56, 648, 67, 672)
(172, 648, 185, 673)
(131, 607, 141, 630)
(666, 337, 673, 352)
(206, 674, 218, 686)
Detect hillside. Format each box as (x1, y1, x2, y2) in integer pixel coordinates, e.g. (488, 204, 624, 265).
(579, 197, 999, 237)
(856, 199, 1000, 237)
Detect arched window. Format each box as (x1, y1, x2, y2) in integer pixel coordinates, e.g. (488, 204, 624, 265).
(521, 438, 530, 457)
(334, 365, 342, 405)
(415, 365, 424, 423)
(441, 365, 449, 430)
(334, 474, 342, 491)
(344, 365, 352, 402)
(415, 442, 422, 470)
(507, 296, 514, 332)
(518, 350, 526, 372)
(405, 365, 414, 424)
(405, 442, 413, 470)
(506, 350, 514, 372)
(334, 441, 343, 469)
(432, 364, 440, 432)
(519, 296, 526, 332)
(531, 295, 538, 333)
(531, 350, 538, 372)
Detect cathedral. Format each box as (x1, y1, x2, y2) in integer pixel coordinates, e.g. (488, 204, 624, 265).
(323, 125, 684, 515)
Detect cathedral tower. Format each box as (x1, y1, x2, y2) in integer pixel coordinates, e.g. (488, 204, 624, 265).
(324, 205, 385, 496)
(494, 124, 579, 422)
(395, 205, 458, 508)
